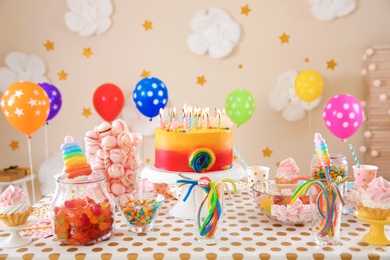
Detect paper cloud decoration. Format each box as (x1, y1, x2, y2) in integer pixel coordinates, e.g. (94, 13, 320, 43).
(64, 0, 113, 37)
(308, 0, 356, 22)
(0, 51, 49, 94)
(187, 7, 241, 59)
(268, 70, 322, 122)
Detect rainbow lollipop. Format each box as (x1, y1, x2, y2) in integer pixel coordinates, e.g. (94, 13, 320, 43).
(314, 133, 331, 167)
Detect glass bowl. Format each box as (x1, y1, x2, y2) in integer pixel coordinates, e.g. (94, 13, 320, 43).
(116, 192, 166, 232)
(343, 182, 364, 215)
(251, 180, 312, 225)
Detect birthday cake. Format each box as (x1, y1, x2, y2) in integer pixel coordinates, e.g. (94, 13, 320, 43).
(155, 105, 234, 173)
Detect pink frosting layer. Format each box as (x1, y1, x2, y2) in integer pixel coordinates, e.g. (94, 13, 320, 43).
(276, 157, 300, 179)
(0, 185, 28, 206)
(365, 176, 390, 203)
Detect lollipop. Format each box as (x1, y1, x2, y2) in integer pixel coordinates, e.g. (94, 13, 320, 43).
(61, 136, 92, 179)
(189, 148, 216, 172)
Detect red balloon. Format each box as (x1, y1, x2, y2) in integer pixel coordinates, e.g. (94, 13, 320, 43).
(93, 83, 124, 122)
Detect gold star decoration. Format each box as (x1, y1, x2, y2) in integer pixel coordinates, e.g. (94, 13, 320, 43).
(83, 47, 93, 58)
(145, 158, 151, 163)
(82, 108, 92, 118)
(327, 59, 337, 70)
(238, 64, 243, 69)
(141, 70, 151, 78)
(196, 75, 207, 86)
(279, 33, 290, 44)
(262, 147, 273, 157)
(9, 140, 19, 150)
(241, 5, 251, 15)
(304, 57, 310, 63)
(58, 70, 68, 80)
(143, 20, 153, 31)
(43, 40, 54, 51)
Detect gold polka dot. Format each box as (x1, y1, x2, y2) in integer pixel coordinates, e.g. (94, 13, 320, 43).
(264, 228, 273, 231)
(219, 247, 230, 252)
(48, 254, 60, 260)
(286, 253, 298, 260)
(231, 242, 242, 246)
(267, 237, 277, 241)
(114, 232, 124, 237)
(74, 253, 87, 260)
(101, 253, 112, 260)
(291, 237, 301, 241)
(117, 248, 128, 252)
(286, 228, 296, 231)
(132, 242, 143, 247)
(253, 232, 263, 236)
(244, 247, 256, 252)
(179, 253, 191, 260)
(341, 237, 351, 241)
(168, 247, 179, 252)
(357, 242, 369, 246)
(66, 248, 78, 252)
(256, 242, 267, 246)
(340, 253, 352, 260)
(297, 247, 308, 251)
(92, 247, 103, 252)
(206, 253, 218, 260)
(181, 242, 192, 246)
(16, 248, 28, 252)
(281, 242, 292, 246)
(229, 232, 240, 236)
(153, 253, 165, 260)
(233, 252, 245, 259)
(108, 242, 119, 246)
(306, 242, 317, 246)
(259, 253, 271, 260)
(349, 247, 361, 252)
(276, 232, 287, 236)
(173, 228, 183, 231)
(143, 247, 153, 252)
(193, 247, 204, 252)
(146, 237, 157, 241)
(242, 237, 253, 241)
(157, 242, 167, 246)
(270, 247, 282, 251)
(323, 247, 334, 252)
(368, 253, 381, 260)
(42, 248, 53, 252)
(300, 232, 310, 236)
(341, 223, 350, 227)
(313, 253, 325, 260)
(347, 232, 359, 236)
(183, 232, 193, 236)
(240, 227, 250, 231)
(126, 253, 139, 260)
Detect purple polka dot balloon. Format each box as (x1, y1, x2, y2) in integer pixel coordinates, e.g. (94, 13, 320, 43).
(38, 82, 62, 122)
(323, 94, 364, 141)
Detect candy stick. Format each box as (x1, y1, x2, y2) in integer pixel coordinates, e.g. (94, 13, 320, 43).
(349, 144, 360, 169)
(314, 133, 331, 167)
(232, 146, 248, 170)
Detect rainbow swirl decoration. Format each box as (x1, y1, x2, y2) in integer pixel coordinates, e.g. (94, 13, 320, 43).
(189, 147, 216, 173)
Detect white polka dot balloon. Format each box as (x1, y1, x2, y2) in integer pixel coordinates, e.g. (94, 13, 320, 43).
(323, 94, 364, 141)
(133, 77, 168, 119)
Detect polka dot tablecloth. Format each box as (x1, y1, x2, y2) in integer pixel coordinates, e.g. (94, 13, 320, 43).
(0, 191, 389, 260)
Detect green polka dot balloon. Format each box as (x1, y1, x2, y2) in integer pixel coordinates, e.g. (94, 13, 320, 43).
(225, 89, 255, 126)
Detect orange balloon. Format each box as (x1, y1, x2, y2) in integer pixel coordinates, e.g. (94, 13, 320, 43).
(1, 81, 50, 138)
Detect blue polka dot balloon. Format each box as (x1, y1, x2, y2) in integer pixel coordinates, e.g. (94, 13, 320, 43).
(133, 77, 168, 119)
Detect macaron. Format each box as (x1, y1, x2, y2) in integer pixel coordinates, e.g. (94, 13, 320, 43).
(101, 135, 117, 150)
(95, 121, 112, 137)
(112, 119, 128, 136)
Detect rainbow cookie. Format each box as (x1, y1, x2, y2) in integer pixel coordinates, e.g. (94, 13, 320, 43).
(61, 136, 92, 179)
(189, 147, 216, 172)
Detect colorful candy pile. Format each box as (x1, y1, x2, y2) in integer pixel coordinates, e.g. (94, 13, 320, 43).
(312, 133, 347, 181)
(118, 199, 163, 227)
(84, 119, 144, 201)
(52, 198, 114, 245)
(61, 136, 92, 179)
(177, 175, 236, 238)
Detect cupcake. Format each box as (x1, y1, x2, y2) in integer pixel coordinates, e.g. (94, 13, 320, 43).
(359, 176, 390, 220)
(0, 185, 33, 226)
(275, 157, 300, 184)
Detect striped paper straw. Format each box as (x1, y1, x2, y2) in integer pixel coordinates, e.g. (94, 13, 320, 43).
(348, 144, 360, 168)
(232, 146, 248, 170)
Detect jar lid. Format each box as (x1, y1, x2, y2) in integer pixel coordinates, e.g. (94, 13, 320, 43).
(57, 171, 106, 184)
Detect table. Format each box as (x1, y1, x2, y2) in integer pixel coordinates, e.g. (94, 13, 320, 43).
(0, 191, 389, 259)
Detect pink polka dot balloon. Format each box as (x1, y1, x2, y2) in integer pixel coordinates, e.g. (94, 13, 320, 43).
(323, 94, 364, 141)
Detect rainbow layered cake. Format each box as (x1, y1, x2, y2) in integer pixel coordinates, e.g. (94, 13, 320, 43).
(155, 105, 233, 173)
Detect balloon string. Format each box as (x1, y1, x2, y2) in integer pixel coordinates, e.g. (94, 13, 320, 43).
(44, 123, 49, 160)
(27, 136, 36, 204)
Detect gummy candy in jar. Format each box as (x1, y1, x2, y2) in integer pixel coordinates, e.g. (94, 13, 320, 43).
(310, 154, 348, 182)
(50, 136, 115, 245)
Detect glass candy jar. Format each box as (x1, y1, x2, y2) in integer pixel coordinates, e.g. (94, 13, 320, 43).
(51, 172, 115, 245)
(311, 154, 348, 182)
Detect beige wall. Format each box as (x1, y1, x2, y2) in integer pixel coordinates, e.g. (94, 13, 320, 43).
(1, 0, 390, 199)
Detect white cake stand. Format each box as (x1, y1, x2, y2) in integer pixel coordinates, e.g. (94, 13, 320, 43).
(0, 217, 37, 248)
(141, 164, 246, 220)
